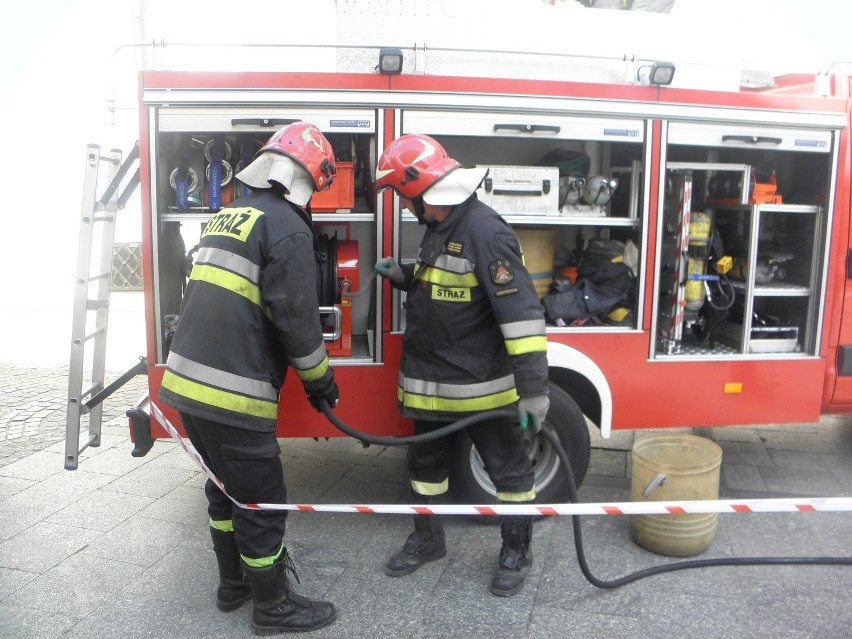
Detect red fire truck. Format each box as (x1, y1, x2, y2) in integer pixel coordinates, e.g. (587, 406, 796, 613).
(67, 36, 852, 505)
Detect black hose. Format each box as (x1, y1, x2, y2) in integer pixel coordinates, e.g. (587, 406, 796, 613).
(705, 275, 736, 312)
(318, 401, 852, 588)
(320, 402, 516, 446)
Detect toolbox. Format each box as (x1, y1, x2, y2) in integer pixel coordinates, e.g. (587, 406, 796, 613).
(312, 161, 355, 212)
(476, 165, 560, 215)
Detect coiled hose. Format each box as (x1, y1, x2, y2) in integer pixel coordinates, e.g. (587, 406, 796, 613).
(318, 401, 852, 587)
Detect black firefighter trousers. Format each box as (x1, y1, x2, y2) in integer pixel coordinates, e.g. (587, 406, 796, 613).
(409, 413, 535, 500)
(180, 412, 287, 562)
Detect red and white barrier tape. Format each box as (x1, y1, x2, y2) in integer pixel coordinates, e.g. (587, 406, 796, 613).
(152, 403, 852, 516)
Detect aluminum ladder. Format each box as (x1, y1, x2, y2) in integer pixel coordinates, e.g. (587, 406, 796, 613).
(65, 142, 141, 470)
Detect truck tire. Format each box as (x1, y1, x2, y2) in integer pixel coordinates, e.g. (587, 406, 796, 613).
(449, 382, 591, 507)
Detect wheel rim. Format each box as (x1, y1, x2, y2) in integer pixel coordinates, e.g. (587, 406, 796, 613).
(467, 423, 562, 497)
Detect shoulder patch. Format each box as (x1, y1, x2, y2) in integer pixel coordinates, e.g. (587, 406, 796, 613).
(489, 260, 514, 285)
(446, 241, 463, 255)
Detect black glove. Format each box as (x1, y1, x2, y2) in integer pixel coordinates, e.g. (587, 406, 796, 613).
(307, 376, 340, 412)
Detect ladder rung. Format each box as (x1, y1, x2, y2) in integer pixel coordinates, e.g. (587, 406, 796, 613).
(81, 382, 102, 399)
(85, 299, 110, 310)
(77, 433, 99, 455)
(82, 326, 106, 342)
(87, 272, 111, 281)
(99, 142, 139, 205)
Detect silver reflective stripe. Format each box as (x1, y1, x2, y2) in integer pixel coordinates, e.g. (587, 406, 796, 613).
(289, 343, 328, 371)
(399, 371, 516, 399)
(433, 253, 474, 274)
(195, 246, 260, 284)
(500, 319, 547, 339)
(166, 351, 279, 401)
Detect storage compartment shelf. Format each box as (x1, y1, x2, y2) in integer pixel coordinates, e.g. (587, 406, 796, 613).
(729, 280, 811, 297)
(330, 335, 372, 363)
(504, 215, 640, 226)
(162, 210, 375, 223)
(401, 212, 639, 226)
(656, 342, 741, 357)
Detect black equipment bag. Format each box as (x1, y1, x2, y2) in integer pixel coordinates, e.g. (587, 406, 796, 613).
(543, 259, 634, 322)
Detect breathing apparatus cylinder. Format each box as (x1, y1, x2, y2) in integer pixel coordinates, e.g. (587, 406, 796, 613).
(684, 211, 711, 312)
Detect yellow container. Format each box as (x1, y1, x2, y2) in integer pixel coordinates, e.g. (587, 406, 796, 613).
(516, 228, 555, 299)
(629, 434, 723, 557)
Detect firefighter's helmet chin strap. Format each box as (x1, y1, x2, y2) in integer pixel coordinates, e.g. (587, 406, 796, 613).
(412, 197, 427, 225)
(268, 181, 320, 256)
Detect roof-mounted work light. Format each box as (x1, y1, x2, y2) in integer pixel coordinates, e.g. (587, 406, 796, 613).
(378, 48, 404, 75)
(648, 61, 676, 86)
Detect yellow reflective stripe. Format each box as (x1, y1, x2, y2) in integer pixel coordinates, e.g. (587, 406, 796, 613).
(411, 479, 449, 496)
(191, 264, 261, 304)
(209, 519, 234, 532)
(189, 264, 272, 319)
(294, 354, 329, 382)
(417, 266, 478, 288)
(162, 370, 278, 419)
(505, 335, 548, 356)
(398, 386, 519, 412)
(241, 543, 285, 568)
(290, 344, 329, 376)
(496, 489, 537, 502)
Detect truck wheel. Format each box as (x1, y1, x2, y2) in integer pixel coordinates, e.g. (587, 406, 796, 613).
(449, 382, 591, 507)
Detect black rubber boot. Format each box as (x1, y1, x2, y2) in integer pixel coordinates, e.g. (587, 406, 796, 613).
(243, 550, 336, 635)
(384, 514, 447, 577)
(489, 515, 533, 597)
(210, 527, 252, 612)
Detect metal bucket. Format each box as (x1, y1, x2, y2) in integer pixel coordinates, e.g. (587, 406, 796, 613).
(630, 434, 723, 557)
(515, 228, 555, 299)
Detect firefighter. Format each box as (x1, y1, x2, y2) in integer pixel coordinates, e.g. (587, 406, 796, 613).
(158, 122, 340, 634)
(373, 134, 550, 596)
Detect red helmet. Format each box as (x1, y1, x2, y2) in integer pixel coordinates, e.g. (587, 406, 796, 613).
(375, 134, 460, 200)
(259, 122, 336, 191)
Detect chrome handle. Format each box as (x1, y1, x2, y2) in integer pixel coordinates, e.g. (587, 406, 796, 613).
(319, 306, 342, 342)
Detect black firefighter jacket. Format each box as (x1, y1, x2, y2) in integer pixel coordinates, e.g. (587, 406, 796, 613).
(158, 190, 332, 432)
(394, 196, 549, 421)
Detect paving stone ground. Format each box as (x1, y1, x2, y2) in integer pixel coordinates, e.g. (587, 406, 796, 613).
(1, 364, 851, 639)
(0, 365, 148, 468)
